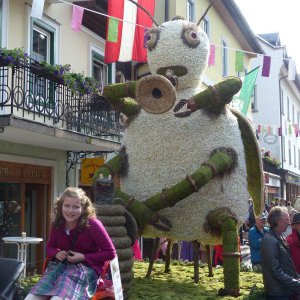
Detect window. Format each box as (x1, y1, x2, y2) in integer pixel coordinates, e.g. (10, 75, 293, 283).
(29, 18, 57, 109)
(91, 50, 111, 91)
(288, 140, 291, 165)
(187, 0, 195, 22)
(292, 104, 295, 124)
(287, 97, 290, 120)
(0, 0, 2, 46)
(294, 145, 297, 167)
(202, 16, 210, 39)
(282, 136, 286, 161)
(31, 20, 55, 63)
(251, 85, 257, 111)
(0, 0, 8, 47)
(280, 87, 284, 115)
(222, 38, 228, 77)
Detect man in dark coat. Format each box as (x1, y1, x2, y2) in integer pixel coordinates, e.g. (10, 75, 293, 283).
(261, 206, 300, 299)
(287, 213, 300, 274)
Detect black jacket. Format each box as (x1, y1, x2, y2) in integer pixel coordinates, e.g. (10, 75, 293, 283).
(260, 229, 300, 296)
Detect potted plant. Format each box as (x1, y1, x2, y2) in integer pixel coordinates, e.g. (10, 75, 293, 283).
(0, 47, 28, 67)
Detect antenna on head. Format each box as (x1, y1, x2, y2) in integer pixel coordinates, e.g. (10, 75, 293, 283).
(127, 0, 159, 27)
(197, 0, 216, 26)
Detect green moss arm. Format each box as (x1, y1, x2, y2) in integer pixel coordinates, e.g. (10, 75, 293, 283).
(230, 108, 264, 217)
(103, 82, 140, 118)
(187, 77, 242, 114)
(112, 148, 236, 233)
(144, 148, 236, 211)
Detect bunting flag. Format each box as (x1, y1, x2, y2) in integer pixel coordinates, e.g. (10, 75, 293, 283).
(71, 5, 84, 32)
(232, 66, 259, 115)
(288, 59, 296, 81)
(235, 50, 244, 72)
(208, 45, 216, 67)
(104, 0, 155, 63)
(31, 0, 45, 19)
(262, 56, 271, 77)
(107, 17, 119, 42)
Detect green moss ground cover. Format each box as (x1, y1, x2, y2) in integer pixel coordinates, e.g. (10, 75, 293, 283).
(130, 260, 264, 300)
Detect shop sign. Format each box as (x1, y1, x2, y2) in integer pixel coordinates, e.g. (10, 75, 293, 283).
(81, 157, 104, 185)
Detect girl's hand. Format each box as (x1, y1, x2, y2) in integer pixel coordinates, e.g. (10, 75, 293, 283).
(55, 250, 68, 261)
(67, 250, 85, 264)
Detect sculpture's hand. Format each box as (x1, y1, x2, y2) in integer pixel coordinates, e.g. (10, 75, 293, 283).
(113, 196, 172, 233)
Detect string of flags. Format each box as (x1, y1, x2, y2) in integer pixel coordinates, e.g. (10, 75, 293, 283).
(255, 123, 300, 137)
(31, 0, 297, 79)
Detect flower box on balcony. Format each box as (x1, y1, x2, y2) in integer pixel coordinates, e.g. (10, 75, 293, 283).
(30, 62, 64, 84)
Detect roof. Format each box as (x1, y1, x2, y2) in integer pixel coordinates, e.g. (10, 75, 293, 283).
(258, 33, 281, 47)
(213, 0, 265, 57)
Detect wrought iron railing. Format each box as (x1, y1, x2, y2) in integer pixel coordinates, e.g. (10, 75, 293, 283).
(0, 57, 120, 138)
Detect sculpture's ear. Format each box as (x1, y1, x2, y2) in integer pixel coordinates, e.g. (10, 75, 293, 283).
(230, 108, 264, 217)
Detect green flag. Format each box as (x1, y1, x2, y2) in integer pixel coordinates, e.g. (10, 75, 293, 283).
(232, 66, 259, 115)
(235, 50, 244, 72)
(107, 17, 119, 43)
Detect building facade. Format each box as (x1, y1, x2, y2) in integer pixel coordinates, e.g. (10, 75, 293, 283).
(0, 0, 120, 271)
(251, 33, 300, 204)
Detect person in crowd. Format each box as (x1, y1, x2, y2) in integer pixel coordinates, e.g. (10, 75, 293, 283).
(283, 208, 299, 237)
(261, 206, 300, 299)
(287, 201, 292, 212)
(280, 198, 287, 207)
(287, 213, 300, 274)
(248, 212, 269, 272)
(25, 187, 116, 300)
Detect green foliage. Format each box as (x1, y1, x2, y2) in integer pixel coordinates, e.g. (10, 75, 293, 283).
(131, 260, 264, 299)
(40, 61, 101, 95)
(0, 47, 28, 67)
(0, 47, 101, 95)
(17, 273, 41, 300)
(263, 156, 280, 167)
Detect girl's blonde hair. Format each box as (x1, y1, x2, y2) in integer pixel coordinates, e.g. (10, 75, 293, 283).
(53, 187, 96, 229)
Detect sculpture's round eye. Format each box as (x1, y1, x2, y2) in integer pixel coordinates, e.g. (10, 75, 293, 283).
(145, 28, 160, 51)
(182, 26, 201, 48)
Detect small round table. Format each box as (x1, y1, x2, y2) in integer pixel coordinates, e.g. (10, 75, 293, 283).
(2, 236, 43, 276)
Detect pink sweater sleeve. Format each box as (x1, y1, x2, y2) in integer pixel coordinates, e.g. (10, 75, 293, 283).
(84, 218, 116, 265)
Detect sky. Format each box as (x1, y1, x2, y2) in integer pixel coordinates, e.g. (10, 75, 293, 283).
(234, 0, 300, 70)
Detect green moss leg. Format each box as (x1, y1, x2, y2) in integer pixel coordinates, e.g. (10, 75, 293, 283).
(221, 218, 240, 296)
(204, 208, 240, 296)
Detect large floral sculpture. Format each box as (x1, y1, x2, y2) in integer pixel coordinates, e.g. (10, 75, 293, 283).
(94, 7, 263, 296)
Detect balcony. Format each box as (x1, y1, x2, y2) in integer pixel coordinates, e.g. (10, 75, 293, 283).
(0, 57, 121, 152)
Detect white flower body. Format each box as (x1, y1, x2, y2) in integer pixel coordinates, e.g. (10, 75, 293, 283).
(121, 19, 249, 244)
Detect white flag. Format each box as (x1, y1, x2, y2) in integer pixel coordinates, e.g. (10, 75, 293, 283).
(31, 0, 45, 20)
(288, 59, 296, 81)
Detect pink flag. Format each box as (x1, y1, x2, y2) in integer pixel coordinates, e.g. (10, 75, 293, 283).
(71, 5, 84, 32)
(208, 45, 215, 67)
(257, 124, 261, 133)
(262, 56, 271, 77)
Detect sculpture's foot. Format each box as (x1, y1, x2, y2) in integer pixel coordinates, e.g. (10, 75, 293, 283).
(218, 288, 240, 297)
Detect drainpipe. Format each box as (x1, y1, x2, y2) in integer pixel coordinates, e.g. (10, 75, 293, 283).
(165, 0, 169, 22)
(279, 75, 288, 197)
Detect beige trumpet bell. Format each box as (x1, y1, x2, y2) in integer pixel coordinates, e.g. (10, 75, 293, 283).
(136, 74, 177, 114)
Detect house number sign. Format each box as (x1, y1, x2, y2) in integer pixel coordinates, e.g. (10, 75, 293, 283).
(0, 167, 11, 176)
(31, 170, 42, 178)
